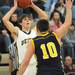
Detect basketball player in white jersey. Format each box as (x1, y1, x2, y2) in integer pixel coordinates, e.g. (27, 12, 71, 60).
(2, 0, 48, 75)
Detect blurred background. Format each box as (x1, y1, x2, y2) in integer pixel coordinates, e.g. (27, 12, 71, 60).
(0, 0, 75, 75)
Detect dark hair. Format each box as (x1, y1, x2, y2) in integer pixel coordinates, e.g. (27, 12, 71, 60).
(19, 14, 32, 23)
(50, 10, 62, 20)
(37, 19, 49, 32)
(55, 2, 61, 9)
(10, 13, 17, 20)
(58, 0, 65, 4)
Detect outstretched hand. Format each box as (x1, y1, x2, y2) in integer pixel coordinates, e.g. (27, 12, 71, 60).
(14, 0, 18, 8)
(66, 0, 73, 9)
(29, 0, 34, 7)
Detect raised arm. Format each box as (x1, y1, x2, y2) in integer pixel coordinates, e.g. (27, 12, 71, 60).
(30, 1, 48, 20)
(2, 0, 18, 36)
(55, 0, 72, 39)
(17, 40, 35, 75)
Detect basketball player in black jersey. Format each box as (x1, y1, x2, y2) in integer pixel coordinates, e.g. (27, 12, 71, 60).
(17, 0, 72, 75)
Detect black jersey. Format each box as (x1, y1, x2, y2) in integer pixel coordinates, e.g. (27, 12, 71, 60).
(32, 32, 63, 71)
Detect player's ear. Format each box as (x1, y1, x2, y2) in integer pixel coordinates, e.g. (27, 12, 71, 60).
(36, 27, 39, 33)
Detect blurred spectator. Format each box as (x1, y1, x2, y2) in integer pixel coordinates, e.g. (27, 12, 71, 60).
(8, 0, 13, 7)
(64, 56, 73, 73)
(8, 40, 19, 72)
(65, 23, 75, 42)
(0, 12, 3, 20)
(0, 0, 10, 15)
(0, 53, 1, 62)
(49, 10, 62, 32)
(57, 0, 65, 15)
(54, 0, 66, 23)
(0, 29, 7, 53)
(8, 13, 22, 43)
(26, 0, 45, 19)
(33, 0, 45, 10)
(0, 0, 23, 16)
(44, 0, 57, 12)
(64, 56, 75, 75)
(0, 20, 11, 53)
(72, 4, 75, 22)
(47, 0, 58, 17)
(10, 14, 18, 23)
(72, 0, 75, 22)
(73, 0, 75, 5)
(0, 0, 9, 6)
(9, 0, 23, 16)
(2, 29, 11, 52)
(10, 13, 21, 28)
(62, 22, 75, 58)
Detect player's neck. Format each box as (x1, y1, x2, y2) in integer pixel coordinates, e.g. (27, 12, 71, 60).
(22, 27, 31, 33)
(53, 19, 60, 23)
(38, 31, 49, 36)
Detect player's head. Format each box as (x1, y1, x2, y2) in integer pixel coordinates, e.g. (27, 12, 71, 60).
(19, 14, 32, 30)
(59, 0, 65, 4)
(10, 13, 18, 22)
(50, 10, 61, 21)
(65, 56, 73, 66)
(36, 19, 49, 33)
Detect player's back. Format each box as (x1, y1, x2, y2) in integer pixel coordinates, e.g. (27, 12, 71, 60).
(32, 32, 63, 71)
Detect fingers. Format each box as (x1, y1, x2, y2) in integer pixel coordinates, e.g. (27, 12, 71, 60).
(66, 0, 73, 9)
(66, 0, 72, 3)
(14, 0, 18, 7)
(28, 0, 34, 7)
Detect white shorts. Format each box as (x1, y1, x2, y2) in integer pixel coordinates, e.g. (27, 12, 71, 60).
(23, 63, 37, 75)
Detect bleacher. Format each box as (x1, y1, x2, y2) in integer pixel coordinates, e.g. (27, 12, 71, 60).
(0, 53, 10, 75)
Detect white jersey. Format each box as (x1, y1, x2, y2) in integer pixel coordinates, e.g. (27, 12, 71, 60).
(16, 29, 36, 64)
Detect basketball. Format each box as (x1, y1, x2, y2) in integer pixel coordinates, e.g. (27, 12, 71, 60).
(17, 0, 32, 8)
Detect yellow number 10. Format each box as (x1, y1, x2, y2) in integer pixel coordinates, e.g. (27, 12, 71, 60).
(40, 42, 58, 59)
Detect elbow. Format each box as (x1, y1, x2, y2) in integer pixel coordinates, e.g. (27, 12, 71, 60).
(2, 17, 9, 24)
(2, 17, 6, 25)
(2, 17, 6, 23)
(2, 17, 5, 22)
(2, 17, 7, 22)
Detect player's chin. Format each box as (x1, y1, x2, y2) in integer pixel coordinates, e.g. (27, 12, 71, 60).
(27, 23, 31, 27)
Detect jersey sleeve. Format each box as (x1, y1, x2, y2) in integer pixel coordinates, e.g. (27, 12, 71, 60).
(53, 32, 61, 46)
(31, 39, 35, 51)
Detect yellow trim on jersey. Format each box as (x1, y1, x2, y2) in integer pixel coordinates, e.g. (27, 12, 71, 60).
(38, 32, 49, 36)
(53, 32, 61, 46)
(31, 39, 35, 49)
(31, 39, 37, 58)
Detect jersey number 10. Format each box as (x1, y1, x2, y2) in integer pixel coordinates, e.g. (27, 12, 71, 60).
(40, 42, 58, 59)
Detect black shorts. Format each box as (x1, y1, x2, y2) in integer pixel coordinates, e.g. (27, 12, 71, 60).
(36, 67, 64, 75)
(11, 69, 18, 75)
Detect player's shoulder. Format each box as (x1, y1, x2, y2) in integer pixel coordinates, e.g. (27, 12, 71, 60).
(32, 36, 38, 40)
(14, 26, 24, 38)
(33, 32, 52, 40)
(31, 28, 36, 34)
(15, 26, 20, 32)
